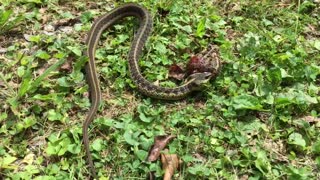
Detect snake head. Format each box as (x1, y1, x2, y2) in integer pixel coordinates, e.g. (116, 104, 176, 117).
(186, 72, 212, 86)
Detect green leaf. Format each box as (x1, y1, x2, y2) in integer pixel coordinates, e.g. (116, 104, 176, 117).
(58, 138, 71, 156)
(80, 11, 94, 23)
(188, 165, 211, 176)
(17, 66, 25, 77)
(316, 157, 320, 167)
(181, 25, 192, 33)
(232, 94, 263, 110)
(154, 42, 167, 55)
(23, 0, 43, 4)
(267, 67, 282, 84)
(275, 93, 295, 106)
(34, 176, 56, 180)
(255, 150, 271, 174)
(312, 140, 320, 154)
(67, 144, 81, 154)
(48, 133, 59, 143)
(57, 76, 71, 87)
(47, 109, 63, 122)
(295, 91, 318, 105)
(0, 113, 8, 122)
(139, 113, 152, 123)
(23, 116, 37, 128)
(1, 154, 17, 167)
(314, 40, 320, 50)
(262, 18, 274, 26)
(215, 146, 225, 154)
(137, 105, 153, 123)
(18, 68, 32, 97)
(0, 10, 13, 26)
(288, 132, 306, 148)
(135, 150, 148, 161)
(196, 18, 206, 38)
(67, 46, 82, 56)
(92, 139, 104, 151)
(29, 57, 66, 93)
(124, 130, 139, 146)
(28, 35, 41, 43)
(35, 50, 51, 60)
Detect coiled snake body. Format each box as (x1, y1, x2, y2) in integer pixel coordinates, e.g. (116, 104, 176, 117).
(83, 3, 220, 179)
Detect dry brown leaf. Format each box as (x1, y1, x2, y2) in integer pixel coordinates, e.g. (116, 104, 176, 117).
(60, 56, 73, 72)
(53, 18, 81, 31)
(147, 135, 175, 162)
(161, 150, 180, 180)
(301, 116, 320, 123)
(168, 64, 185, 81)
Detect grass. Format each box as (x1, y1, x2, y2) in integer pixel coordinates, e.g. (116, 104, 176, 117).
(0, 0, 320, 179)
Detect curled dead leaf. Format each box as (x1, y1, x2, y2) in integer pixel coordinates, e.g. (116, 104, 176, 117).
(147, 135, 175, 162)
(161, 150, 180, 180)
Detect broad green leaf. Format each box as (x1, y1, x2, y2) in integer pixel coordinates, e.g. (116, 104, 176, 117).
(18, 69, 32, 97)
(1, 154, 17, 166)
(46, 143, 58, 155)
(312, 140, 320, 154)
(139, 113, 152, 123)
(188, 165, 211, 176)
(314, 40, 320, 50)
(23, 116, 37, 128)
(124, 130, 139, 146)
(58, 138, 71, 156)
(0, 113, 8, 122)
(267, 67, 281, 84)
(36, 50, 51, 60)
(27, 35, 41, 43)
(215, 146, 225, 153)
(181, 25, 192, 33)
(92, 139, 104, 151)
(232, 94, 263, 110)
(135, 150, 148, 161)
(316, 157, 320, 167)
(137, 105, 153, 123)
(67, 46, 82, 56)
(296, 92, 318, 105)
(262, 18, 274, 26)
(48, 133, 59, 143)
(80, 11, 94, 23)
(288, 132, 306, 148)
(57, 76, 71, 87)
(17, 66, 25, 77)
(154, 42, 167, 55)
(47, 109, 63, 122)
(255, 150, 271, 174)
(304, 65, 320, 80)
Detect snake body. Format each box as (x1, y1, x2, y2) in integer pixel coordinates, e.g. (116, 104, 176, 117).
(83, 3, 217, 179)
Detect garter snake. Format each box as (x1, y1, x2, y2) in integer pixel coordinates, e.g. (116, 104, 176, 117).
(83, 3, 219, 179)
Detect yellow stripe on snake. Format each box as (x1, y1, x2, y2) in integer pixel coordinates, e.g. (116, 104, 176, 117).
(83, 3, 221, 179)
